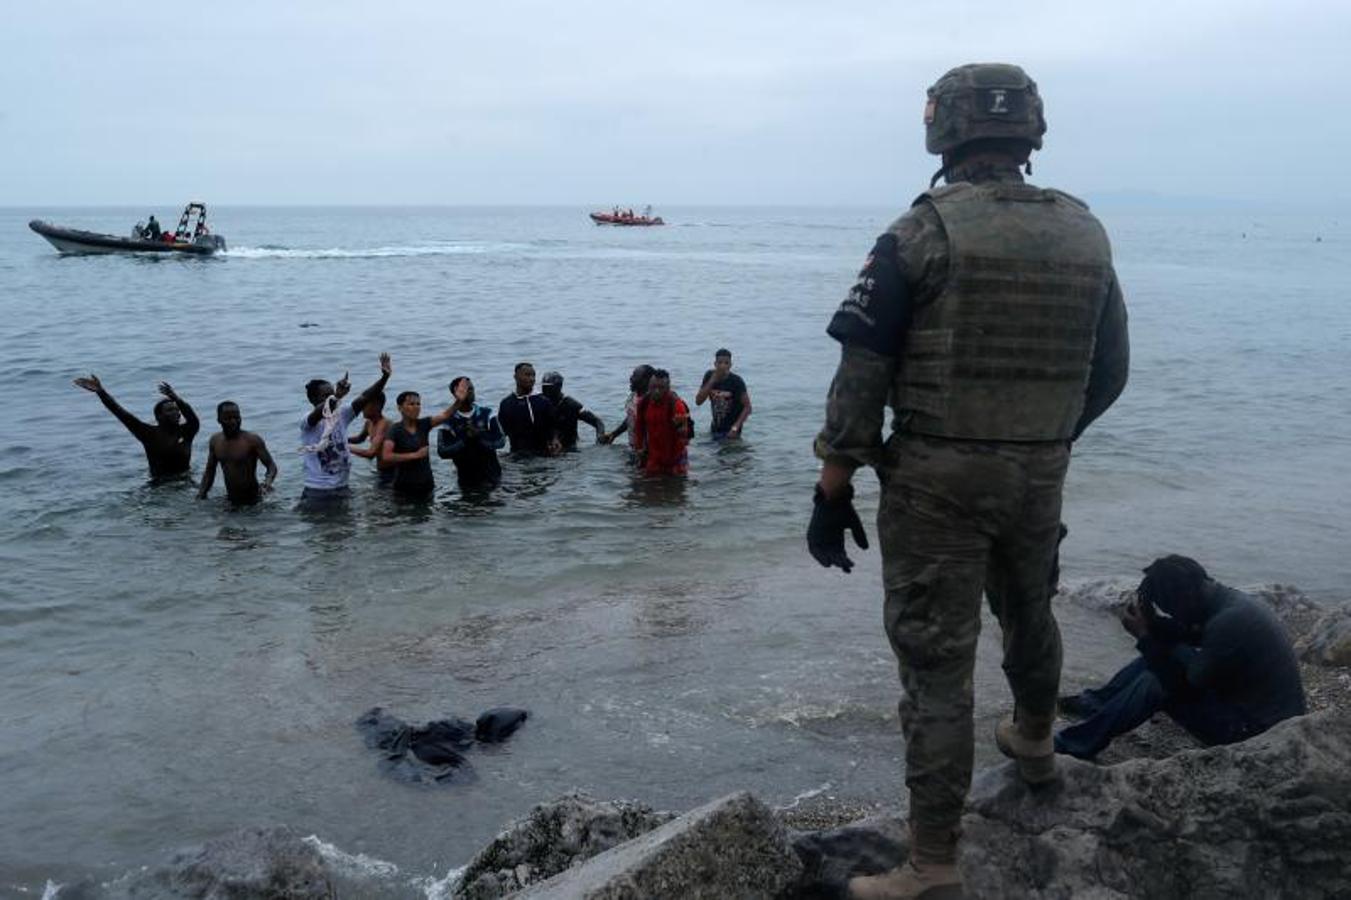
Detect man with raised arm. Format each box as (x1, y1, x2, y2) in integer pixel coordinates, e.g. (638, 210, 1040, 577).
(437, 376, 506, 491)
(73, 376, 200, 478)
(298, 352, 391, 506)
(197, 401, 278, 505)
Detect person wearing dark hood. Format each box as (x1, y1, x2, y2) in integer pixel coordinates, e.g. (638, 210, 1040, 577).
(74, 375, 200, 478)
(498, 362, 559, 456)
(541, 371, 605, 450)
(438, 376, 506, 490)
(1055, 555, 1307, 760)
(197, 401, 278, 504)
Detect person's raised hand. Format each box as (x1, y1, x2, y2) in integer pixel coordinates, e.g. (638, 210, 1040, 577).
(335, 371, 351, 399)
(379, 352, 392, 375)
(73, 374, 103, 393)
(157, 381, 178, 400)
(807, 483, 869, 573)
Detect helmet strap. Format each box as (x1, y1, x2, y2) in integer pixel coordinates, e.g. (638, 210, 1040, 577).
(929, 164, 948, 188)
(1025, 159, 1033, 176)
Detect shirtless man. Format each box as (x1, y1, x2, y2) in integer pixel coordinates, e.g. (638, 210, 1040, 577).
(73, 375, 200, 477)
(197, 401, 279, 504)
(348, 390, 393, 485)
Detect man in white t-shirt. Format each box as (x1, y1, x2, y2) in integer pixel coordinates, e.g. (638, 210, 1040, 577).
(298, 352, 391, 505)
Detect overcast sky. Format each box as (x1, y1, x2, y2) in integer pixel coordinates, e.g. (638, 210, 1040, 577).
(2, 1, 1346, 206)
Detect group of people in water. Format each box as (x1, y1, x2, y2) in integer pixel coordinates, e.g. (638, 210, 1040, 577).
(74, 348, 753, 507)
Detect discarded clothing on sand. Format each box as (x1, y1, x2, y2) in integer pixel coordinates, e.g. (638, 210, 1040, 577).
(356, 706, 528, 784)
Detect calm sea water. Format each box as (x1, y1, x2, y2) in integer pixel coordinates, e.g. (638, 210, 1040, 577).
(1, 204, 1347, 894)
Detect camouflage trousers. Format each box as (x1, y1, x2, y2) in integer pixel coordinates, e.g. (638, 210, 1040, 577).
(878, 433, 1069, 833)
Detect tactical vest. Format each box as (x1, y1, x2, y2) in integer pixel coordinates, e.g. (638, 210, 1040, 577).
(894, 181, 1111, 441)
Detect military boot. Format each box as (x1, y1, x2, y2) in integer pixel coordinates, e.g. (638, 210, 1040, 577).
(847, 824, 963, 900)
(995, 708, 1057, 785)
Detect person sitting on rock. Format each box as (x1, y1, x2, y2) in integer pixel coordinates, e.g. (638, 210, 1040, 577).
(1056, 555, 1307, 759)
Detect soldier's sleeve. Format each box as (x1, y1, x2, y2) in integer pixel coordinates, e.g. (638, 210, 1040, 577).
(1073, 268, 1130, 440)
(815, 207, 947, 469)
(826, 232, 910, 355)
(814, 345, 895, 469)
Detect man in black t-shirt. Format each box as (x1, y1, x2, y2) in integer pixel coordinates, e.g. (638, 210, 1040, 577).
(541, 371, 605, 450)
(695, 348, 752, 439)
(379, 390, 456, 498)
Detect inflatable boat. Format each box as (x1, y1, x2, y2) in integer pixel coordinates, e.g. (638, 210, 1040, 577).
(29, 202, 227, 255)
(590, 208, 665, 226)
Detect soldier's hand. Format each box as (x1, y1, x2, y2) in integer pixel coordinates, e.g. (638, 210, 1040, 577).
(807, 483, 869, 573)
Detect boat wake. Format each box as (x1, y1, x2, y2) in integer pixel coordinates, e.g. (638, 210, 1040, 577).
(224, 241, 523, 260)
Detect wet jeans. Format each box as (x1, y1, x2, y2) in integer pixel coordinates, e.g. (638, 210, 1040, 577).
(1055, 656, 1258, 759)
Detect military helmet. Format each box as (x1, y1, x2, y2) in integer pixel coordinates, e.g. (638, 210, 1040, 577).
(924, 63, 1046, 155)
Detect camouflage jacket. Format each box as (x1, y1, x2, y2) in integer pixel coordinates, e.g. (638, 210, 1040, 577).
(815, 162, 1130, 469)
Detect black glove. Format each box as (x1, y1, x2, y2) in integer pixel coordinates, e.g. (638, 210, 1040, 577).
(807, 483, 869, 573)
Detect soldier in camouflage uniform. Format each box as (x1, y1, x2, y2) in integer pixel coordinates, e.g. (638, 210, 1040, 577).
(808, 63, 1129, 899)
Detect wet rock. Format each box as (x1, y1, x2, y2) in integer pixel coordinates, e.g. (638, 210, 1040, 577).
(475, 707, 529, 743)
(454, 792, 674, 898)
(1295, 606, 1351, 668)
(960, 708, 1351, 899)
(515, 792, 802, 899)
(1055, 577, 1137, 614)
(102, 825, 334, 899)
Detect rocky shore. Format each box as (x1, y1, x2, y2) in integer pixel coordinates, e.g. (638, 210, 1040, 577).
(46, 584, 1351, 899)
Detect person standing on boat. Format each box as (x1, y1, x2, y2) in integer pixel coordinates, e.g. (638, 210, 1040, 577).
(298, 353, 392, 506)
(197, 401, 279, 504)
(145, 215, 161, 240)
(498, 363, 559, 456)
(73, 376, 200, 478)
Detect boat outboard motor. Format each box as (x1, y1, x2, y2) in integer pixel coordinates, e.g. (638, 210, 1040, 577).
(193, 233, 227, 252)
